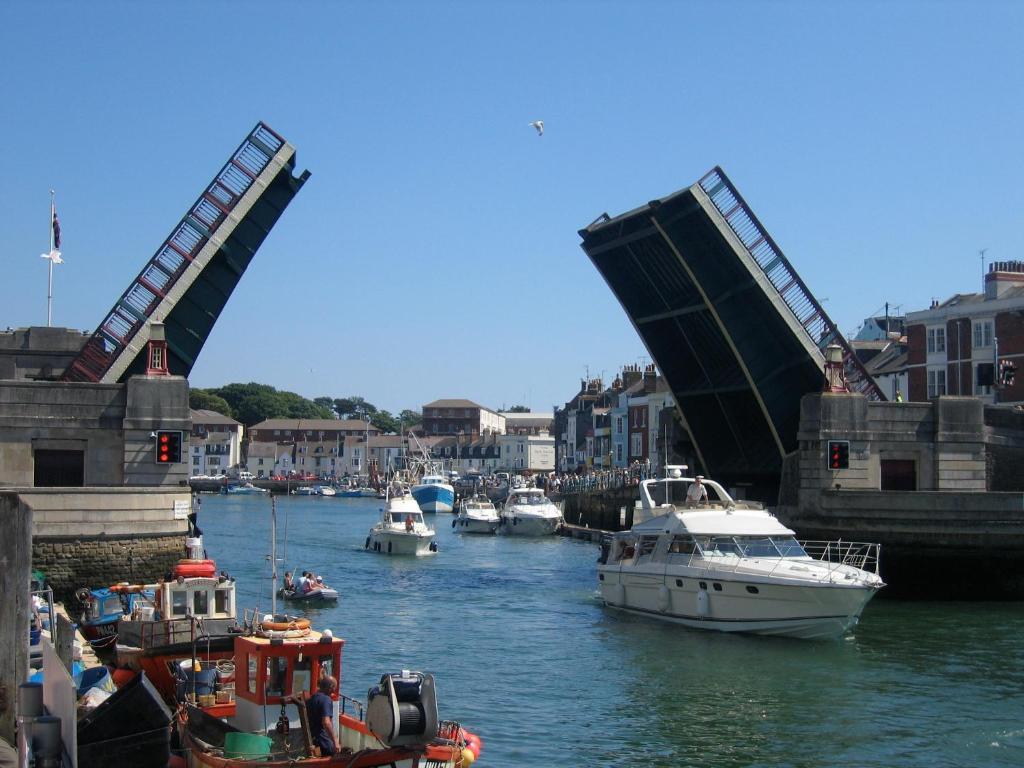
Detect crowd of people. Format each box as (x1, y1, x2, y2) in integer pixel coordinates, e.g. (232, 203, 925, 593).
(545, 459, 654, 496)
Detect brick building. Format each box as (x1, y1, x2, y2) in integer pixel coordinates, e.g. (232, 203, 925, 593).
(421, 399, 504, 437)
(905, 262, 1024, 404)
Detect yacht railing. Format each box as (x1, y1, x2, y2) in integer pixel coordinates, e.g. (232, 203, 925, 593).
(624, 539, 882, 579)
(800, 540, 882, 576)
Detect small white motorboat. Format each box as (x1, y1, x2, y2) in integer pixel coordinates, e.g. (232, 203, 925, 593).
(367, 482, 437, 556)
(315, 485, 337, 497)
(453, 494, 500, 534)
(597, 466, 884, 639)
(498, 487, 562, 536)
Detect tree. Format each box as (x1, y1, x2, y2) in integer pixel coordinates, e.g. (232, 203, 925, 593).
(189, 389, 233, 418)
(207, 383, 334, 426)
(333, 396, 377, 420)
(314, 397, 339, 417)
(398, 409, 422, 429)
(507, 405, 531, 413)
(371, 409, 401, 434)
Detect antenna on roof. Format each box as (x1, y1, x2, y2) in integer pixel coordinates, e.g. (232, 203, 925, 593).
(979, 248, 988, 288)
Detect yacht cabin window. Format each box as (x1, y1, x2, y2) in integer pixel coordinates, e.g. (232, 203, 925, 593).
(193, 591, 209, 615)
(636, 536, 659, 559)
(667, 535, 697, 555)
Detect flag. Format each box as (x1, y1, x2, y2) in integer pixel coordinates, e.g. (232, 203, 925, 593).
(52, 208, 61, 249)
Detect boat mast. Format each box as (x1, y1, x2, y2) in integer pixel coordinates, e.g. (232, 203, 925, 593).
(270, 495, 278, 616)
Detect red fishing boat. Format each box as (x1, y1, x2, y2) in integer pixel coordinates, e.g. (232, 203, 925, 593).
(178, 614, 483, 766)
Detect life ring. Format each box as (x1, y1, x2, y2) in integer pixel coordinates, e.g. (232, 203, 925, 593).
(261, 617, 311, 632)
(173, 560, 217, 578)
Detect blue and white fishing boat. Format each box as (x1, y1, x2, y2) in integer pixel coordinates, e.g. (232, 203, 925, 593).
(411, 474, 456, 513)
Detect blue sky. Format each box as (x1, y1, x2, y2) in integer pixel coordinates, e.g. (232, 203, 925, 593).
(3, 1, 1022, 414)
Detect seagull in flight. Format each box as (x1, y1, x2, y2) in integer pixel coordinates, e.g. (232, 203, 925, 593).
(529, 120, 544, 136)
(40, 249, 63, 264)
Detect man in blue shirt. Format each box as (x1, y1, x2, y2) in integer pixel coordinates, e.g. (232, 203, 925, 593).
(305, 675, 340, 756)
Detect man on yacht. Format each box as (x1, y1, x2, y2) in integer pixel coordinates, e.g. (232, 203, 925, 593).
(686, 475, 708, 505)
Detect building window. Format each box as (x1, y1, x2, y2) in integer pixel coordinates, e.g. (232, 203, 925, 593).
(927, 327, 946, 354)
(193, 457, 200, 466)
(615, 417, 623, 435)
(927, 368, 947, 398)
(975, 365, 993, 396)
(973, 320, 994, 349)
(630, 433, 642, 456)
(616, 444, 623, 462)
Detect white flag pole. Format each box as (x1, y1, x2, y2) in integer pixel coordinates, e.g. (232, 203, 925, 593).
(47, 190, 55, 327)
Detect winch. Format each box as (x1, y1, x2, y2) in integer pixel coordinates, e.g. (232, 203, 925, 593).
(365, 670, 438, 748)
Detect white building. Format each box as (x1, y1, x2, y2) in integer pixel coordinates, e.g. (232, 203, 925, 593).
(190, 409, 244, 475)
(498, 432, 556, 473)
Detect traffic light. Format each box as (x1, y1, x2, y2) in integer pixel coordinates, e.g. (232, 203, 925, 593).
(826, 440, 850, 470)
(999, 359, 1018, 387)
(155, 430, 183, 464)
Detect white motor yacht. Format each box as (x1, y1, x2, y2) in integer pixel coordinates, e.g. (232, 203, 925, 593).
(597, 466, 884, 639)
(453, 494, 500, 534)
(367, 483, 438, 556)
(499, 487, 562, 537)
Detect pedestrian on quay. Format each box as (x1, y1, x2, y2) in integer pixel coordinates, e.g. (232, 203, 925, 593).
(188, 493, 202, 537)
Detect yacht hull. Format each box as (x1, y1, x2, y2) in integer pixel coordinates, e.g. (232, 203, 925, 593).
(498, 514, 561, 537)
(598, 570, 878, 640)
(454, 517, 499, 535)
(367, 530, 435, 556)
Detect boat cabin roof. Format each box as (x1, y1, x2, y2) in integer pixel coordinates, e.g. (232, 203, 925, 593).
(627, 507, 793, 537)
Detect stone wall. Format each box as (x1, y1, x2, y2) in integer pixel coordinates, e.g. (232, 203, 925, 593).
(34, 532, 184, 604)
(559, 485, 639, 531)
(2, 487, 190, 603)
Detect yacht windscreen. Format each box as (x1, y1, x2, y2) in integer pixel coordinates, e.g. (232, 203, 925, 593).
(772, 538, 808, 558)
(694, 536, 808, 558)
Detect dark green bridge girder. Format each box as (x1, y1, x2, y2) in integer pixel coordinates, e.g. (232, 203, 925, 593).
(579, 179, 825, 495)
(120, 161, 307, 380)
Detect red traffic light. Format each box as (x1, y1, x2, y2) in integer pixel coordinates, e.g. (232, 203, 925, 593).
(155, 430, 182, 464)
(826, 440, 850, 470)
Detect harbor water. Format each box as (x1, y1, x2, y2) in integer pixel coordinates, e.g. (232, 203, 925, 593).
(200, 494, 1024, 767)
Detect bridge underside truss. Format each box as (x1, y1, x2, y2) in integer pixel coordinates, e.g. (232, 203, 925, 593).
(580, 168, 879, 489)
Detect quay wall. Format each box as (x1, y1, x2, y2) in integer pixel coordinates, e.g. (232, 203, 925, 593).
(558, 485, 639, 531)
(2, 487, 190, 603)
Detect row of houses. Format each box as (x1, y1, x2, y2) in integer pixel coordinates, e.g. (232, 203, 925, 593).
(189, 407, 560, 478)
(554, 364, 685, 474)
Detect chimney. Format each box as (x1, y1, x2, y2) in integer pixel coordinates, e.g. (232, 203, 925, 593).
(643, 364, 657, 392)
(622, 364, 642, 389)
(985, 260, 1024, 300)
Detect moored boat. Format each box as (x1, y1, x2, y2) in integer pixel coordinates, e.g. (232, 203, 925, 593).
(597, 466, 884, 639)
(410, 474, 456, 513)
(498, 487, 562, 536)
(453, 494, 500, 535)
(224, 482, 269, 495)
